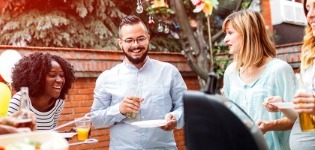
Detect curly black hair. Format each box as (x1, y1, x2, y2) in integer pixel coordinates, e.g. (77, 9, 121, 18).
(11, 52, 75, 99)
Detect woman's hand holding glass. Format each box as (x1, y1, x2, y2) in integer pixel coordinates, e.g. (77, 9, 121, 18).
(294, 74, 315, 115)
(293, 91, 315, 115)
(294, 90, 315, 132)
(293, 76, 315, 132)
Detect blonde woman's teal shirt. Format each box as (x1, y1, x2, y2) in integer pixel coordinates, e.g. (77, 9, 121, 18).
(224, 58, 297, 150)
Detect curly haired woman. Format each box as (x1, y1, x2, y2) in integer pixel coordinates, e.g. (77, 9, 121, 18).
(7, 52, 75, 130)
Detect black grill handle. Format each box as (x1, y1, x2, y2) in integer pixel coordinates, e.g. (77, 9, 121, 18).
(203, 72, 218, 95)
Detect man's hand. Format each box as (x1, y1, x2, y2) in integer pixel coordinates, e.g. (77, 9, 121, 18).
(119, 96, 143, 115)
(161, 114, 177, 131)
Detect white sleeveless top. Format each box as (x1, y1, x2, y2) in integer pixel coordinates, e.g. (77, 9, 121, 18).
(290, 64, 315, 150)
(7, 91, 64, 130)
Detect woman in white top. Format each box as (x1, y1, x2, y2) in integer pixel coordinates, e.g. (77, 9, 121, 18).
(289, 0, 315, 149)
(7, 52, 75, 130)
(264, 0, 315, 149)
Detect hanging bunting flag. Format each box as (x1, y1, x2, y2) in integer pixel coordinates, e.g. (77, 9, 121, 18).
(191, 0, 219, 16)
(151, 0, 169, 9)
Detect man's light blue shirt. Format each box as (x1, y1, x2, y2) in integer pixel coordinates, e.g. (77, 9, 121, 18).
(91, 57, 187, 150)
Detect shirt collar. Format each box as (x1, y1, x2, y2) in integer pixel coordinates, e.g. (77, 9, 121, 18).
(122, 56, 151, 71)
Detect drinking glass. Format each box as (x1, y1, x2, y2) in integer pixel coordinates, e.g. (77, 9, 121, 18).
(15, 87, 33, 129)
(75, 118, 91, 140)
(296, 74, 315, 132)
(125, 81, 143, 119)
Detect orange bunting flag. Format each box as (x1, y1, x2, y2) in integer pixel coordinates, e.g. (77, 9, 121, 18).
(191, 0, 219, 16)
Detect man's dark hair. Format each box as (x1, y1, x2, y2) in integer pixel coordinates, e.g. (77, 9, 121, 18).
(11, 52, 75, 99)
(119, 15, 148, 38)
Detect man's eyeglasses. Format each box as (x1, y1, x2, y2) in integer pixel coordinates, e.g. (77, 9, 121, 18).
(122, 36, 147, 45)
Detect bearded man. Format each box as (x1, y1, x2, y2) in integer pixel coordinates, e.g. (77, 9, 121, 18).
(91, 15, 187, 150)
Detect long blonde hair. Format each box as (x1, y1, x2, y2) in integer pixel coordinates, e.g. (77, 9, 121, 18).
(301, 0, 315, 69)
(222, 10, 276, 71)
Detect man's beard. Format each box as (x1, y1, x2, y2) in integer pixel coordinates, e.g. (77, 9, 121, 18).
(122, 46, 148, 65)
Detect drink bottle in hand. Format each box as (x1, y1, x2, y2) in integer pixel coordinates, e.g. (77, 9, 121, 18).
(15, 87, 33, 128)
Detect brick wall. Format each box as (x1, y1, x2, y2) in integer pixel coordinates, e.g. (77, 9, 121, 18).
(0, 46, 200, 150)
(276, 42, 302, 72)
(261, 0, 273, 32)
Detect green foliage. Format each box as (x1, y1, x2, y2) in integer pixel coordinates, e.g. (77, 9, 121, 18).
(150, 37, 181, 52)
(131, 1, 181, 52)
(0, 0, 183, 51)
(146, 7, 174, 15)
(0, 0, 249, 58)
(0, 0, 124, 49)
(213, 45, 231, 78)
(241, 0, 252, 9)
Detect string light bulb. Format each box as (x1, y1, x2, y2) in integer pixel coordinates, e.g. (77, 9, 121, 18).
(136, 0, 143, 14)
(157, 21, 164, 32)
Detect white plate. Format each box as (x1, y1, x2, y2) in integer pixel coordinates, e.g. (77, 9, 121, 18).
(0, 131, 68, 150)
(269, 102, 294, 109)
(131, 119, 167, 128)
(59, 132, 77, 138)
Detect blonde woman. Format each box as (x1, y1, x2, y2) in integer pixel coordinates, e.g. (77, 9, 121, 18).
(264, 0, 315, 149)
(290, 1, 315, 149)
(222, 10, 297, 150)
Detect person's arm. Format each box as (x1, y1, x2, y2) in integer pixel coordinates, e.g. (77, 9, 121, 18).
(263, 96, 298, 121)
(257, 117, 294, 134)
(281, 109, 298, 121)
(167, 67, 187, 129)
(0, 117, 15, 126)
(260, 61, 297, 133)
(275, 62, 298, 121)
(0, 125, 19, 135)
(91, 71, 126, 128)
(0, 111, 36, 131)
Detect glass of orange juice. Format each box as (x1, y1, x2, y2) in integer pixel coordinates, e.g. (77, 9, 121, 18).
(75, 118, 91, 140)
